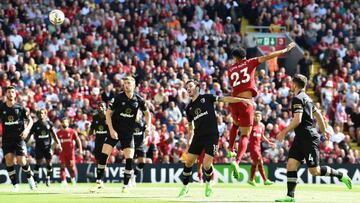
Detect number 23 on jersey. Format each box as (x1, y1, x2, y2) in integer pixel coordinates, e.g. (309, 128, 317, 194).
(230, 67, 251, 87)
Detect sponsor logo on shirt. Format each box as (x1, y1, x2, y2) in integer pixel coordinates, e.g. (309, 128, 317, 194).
(96, 125, 108, 134)
(194, 108, 208, 121)
(120, 108, 134, 118)
(38, 130, 49, 138)
(133, 127, 143, 136)
(4, 116, 19, 125)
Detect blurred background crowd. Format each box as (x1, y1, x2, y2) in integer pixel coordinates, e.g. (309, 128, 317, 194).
(0, 0, 359, 165)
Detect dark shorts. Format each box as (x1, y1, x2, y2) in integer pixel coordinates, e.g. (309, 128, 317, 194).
(35, 147, 52, 160)
(104, 129, 134, 150)
(188, 134, 219, 157)
(289, 138, 320, 167)
(134, 135, 146, 158)
(94, 135, 107, 159)
(2, 138, 27, 156)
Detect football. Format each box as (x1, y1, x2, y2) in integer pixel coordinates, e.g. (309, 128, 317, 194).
(49, 9, 65, 25)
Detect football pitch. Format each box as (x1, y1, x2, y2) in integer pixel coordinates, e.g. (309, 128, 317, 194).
(0, 183, 358, 203)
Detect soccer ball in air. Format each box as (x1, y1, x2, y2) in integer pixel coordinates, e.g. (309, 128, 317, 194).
(49, 9, 65, 25)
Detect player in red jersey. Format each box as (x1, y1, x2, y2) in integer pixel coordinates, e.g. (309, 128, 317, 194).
(248, 111, 275, 186)
(227, 42, 296, 178)
(57, 117, 83, 186)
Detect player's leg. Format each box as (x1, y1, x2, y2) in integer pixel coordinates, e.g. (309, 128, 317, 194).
(275, 158, 301, 202)
(59, 153, 68, 185)
(202, 137, 217, 197)
(306, 143, 352, 189)
(197, 150, 205, 184)
(248, 158, 257, 186)
(34, 158, 42, 183)
(68, 155, 77, 186)
(45, 158, 53, 186)
(132, 156, 145, 186)
(16, 140, 36, 190)
(258, 158, 273, 185)
(231, 126, 252, 179)
(17, 155, 36, 190)
(4, 152, 19, 192)
(228, 103, 240, 157)
(179, 152, 197, 197)
(120, 132, 135, 193)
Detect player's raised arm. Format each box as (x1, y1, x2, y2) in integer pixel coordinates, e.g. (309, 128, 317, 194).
(258, 42, 296, 63)
(218, 96, 252, 105)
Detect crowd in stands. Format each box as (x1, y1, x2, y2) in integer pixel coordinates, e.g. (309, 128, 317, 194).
(0, 0, 359, 165)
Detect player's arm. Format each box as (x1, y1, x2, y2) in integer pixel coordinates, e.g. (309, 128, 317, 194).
(21, 109, 34, 140)
(262, 133, 276, 147)
(187, 122, 194, 147)
(50, 126, 62, 151)
(24, 126, 34, 143)
(258, 42, 296, 63)
(74, 131, 83, 154)
(313, 109, 329, 139)
(276, 112, 302, 141)
(143, 101, 152, 133)
(218, 96, 252, 105)
(106, 98, 118, 139)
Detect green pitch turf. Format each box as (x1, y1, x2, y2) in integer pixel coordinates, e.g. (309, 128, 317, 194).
(0, 183, 358, 203)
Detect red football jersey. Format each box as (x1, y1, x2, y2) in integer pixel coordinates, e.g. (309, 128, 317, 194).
(249, 123, 265, 149)
(57, 128, 78, 154)
(228, 57, 260, 97)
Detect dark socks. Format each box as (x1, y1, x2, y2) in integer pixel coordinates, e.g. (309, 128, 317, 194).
(287, 171, 297, 198)
(182, 165, 192, 185)
(134, 162, 145, 176)
(203, 166, 213, 182)
(320, 166, 343, 179)
(96, 153, 108, 182)
(6, 166, 18, 185)
(34, 164, 40, 182)
(124, 158, 133, 186)
(22, 163, 33, 179)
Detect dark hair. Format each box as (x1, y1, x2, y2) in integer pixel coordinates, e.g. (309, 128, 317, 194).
(232, 48, 246, 59)
(185, 79, 200, 88)
(293, 74, 307, 89)
(5, 85, 15, 92)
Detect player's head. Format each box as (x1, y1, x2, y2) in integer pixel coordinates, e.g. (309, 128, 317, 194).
(61, 117, 69, 128)
(254, 111, 262, 123)
(123, 76, 136, 93)
(232, 48, 246, 61)
(291, 74, 307, 92)
(98, 102, 106, 114)
(37, 109, 48, 120)
(5, 86, 16, 102)
(185, 79, 200, 98)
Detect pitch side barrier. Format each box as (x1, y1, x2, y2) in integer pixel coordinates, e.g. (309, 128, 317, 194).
(0, 164, 359, 184)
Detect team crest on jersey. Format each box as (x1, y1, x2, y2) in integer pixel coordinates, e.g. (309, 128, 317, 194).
(122, 102, 125, 106)
(8, 116, 14, 122)
(3, 111, 6, 115)
(133, 102, 138, 108)
(125, 108, 132, 114)
(194, 108, 202, 115)
(200, 98, 205, 103)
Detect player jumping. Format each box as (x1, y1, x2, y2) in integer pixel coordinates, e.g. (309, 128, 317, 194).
(0, 86, 36, 192)
(275, 74, 352, 202)
(26, 109, 62, 186)
(178, 80, 251, 198)
(57, 117, 83, 187)
(247, 111, 274, 186)
(228, 42, 296, 179)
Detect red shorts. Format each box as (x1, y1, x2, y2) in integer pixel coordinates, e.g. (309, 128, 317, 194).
(230, 102, 254, 127)
(249, 147, 262, 161)
(60, 153, 75, 165)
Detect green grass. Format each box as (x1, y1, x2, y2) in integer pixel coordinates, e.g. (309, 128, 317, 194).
(0, 182, 358, 203)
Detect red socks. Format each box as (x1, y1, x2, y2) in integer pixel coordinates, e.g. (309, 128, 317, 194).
(228, 125, 239, 150)
(236, 135, 249, 164)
